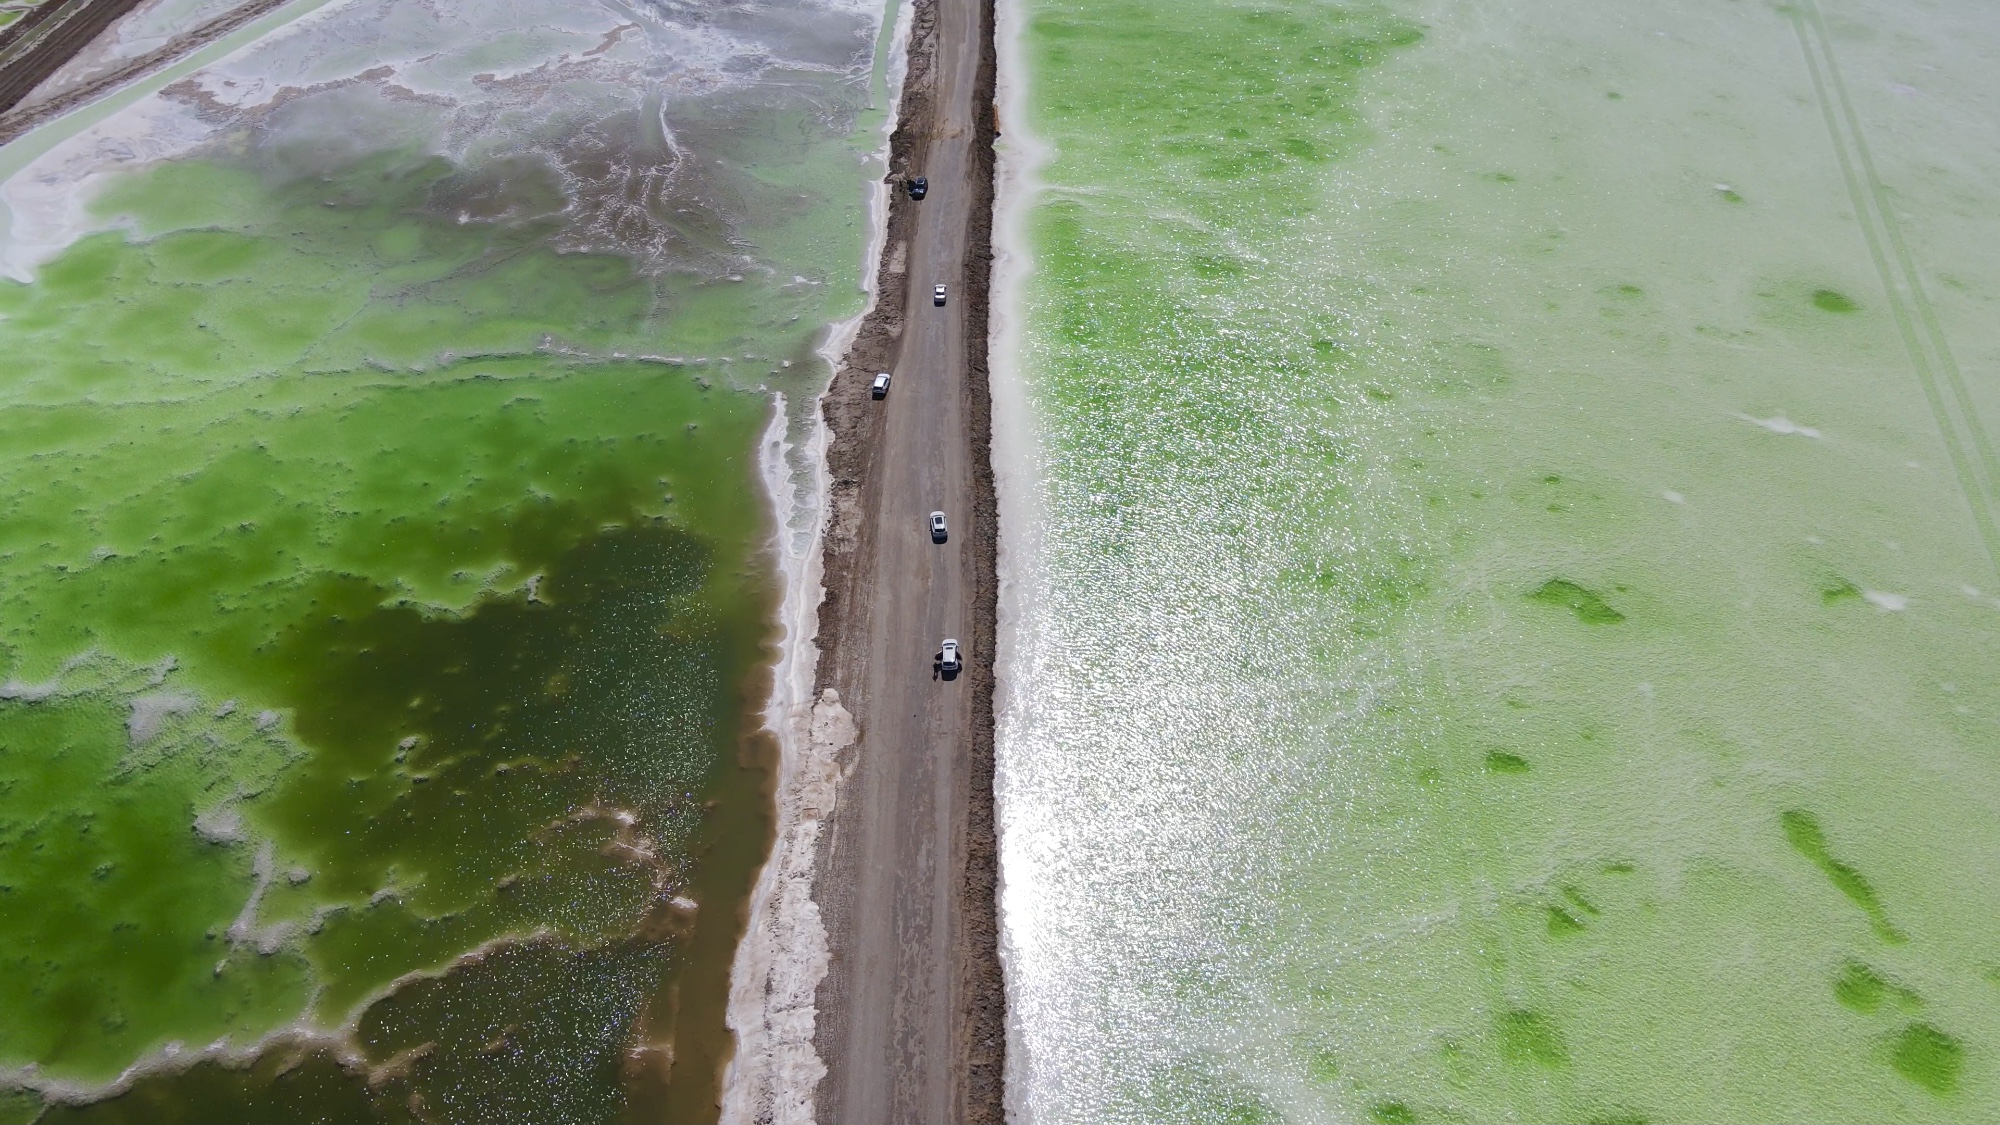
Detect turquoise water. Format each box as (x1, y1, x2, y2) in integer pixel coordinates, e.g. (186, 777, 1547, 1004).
(996, 0, 2000, 1119)
(0, 0, 891, 1120)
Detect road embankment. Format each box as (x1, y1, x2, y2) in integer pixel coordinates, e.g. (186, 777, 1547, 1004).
(809, 0, 1005, 1118)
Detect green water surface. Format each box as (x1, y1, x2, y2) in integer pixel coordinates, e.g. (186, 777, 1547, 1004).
(1002, 0, 2000, 1119)
(0, 42, 882, 1114)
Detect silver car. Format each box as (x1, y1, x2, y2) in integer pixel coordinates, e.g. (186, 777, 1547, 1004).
(938, 638, 962, 675)
(933, 284, 947, 307)
(929, 511, 948, 543)
(871, 372, 891, 399)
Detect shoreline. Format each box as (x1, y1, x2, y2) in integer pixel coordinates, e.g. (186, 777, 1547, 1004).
(953, 0, 1007, 1112)
(984, 0, 1048, 1118)
(719, 0, 918, 1119)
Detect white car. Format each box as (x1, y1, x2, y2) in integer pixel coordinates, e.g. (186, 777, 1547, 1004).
(938, 639, 962, 676)
(933, 284, 947, 307)
(929, 511, 948, 543)
(871, 372, 891, 399)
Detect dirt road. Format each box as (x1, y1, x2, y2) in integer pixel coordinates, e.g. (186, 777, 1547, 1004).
(0, 0, 148, 115)
(0, 0, 296, 143)
(808, 0, 1004, 1119)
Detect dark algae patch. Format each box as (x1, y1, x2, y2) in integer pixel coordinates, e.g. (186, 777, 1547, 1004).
(0, 148, 802, 1121)
(1811, 288, 1860, 313)
(1782, 811, 1904, 943)
(1497, 1009, 1569, 1068)
(36, 1047, 425, 1125)
(1368, 1100, 1417, 1124)
(1890, 1023, 1963, 1095)
(1528, 578, 1625, 624)
(1834, 960, 1921, 1014)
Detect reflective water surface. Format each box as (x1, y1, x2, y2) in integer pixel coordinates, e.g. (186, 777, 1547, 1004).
(997, 0, 2000, 1119)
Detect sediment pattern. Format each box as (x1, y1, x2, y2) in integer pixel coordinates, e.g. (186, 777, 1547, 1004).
(0, 0, 892, 1120)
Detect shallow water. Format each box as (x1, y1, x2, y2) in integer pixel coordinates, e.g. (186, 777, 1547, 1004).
(0, 0, 890, 1120)
(996, 0, 2000, 1120)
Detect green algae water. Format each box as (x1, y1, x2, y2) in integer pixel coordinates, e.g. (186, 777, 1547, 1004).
(995, 0, 2000, 1120)
(0, 0, 892, 1120)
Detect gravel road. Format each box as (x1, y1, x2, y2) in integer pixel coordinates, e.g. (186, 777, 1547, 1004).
(807, 0, 1005, 1119)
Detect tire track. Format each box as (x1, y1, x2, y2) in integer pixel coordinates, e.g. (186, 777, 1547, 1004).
(1800, 0, 2000, 507)
(1790, 0, 2000, 574)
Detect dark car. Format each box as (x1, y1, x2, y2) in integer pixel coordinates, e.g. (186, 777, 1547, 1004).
(907, 176, 928, 200)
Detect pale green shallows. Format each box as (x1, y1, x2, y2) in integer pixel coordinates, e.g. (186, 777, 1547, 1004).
(1000, 0, 2000, 1120)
